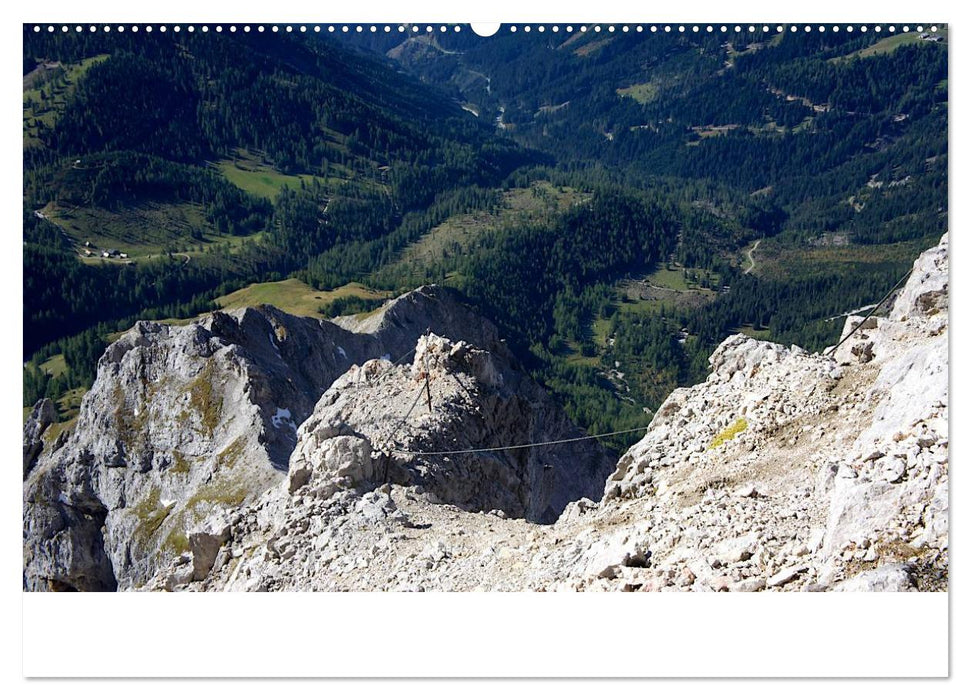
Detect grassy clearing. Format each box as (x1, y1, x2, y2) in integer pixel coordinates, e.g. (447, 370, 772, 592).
(378, 182, 589, 284)
(215, 279, 388, 319)
(592, 318, 612, 348)
(45, 201, 263, 263)
(725, 40, 769, 59)
(755, 235, 935, 281)
(560, 340, 600, 367)
(380, 211, 501, 285)
(105, 279, 388, 343)
(834, 31, 943, 62)
(23, 54, 109, 147)
(505, 181, 586, 214)
(213, 149, 321, 199)
(40, 354, 67, 377)
(614, 294, 667, 315)
(615, 263, 718, 317)
(558, 262, 720, 380)
(616, 82, 659, 104)
(644, 266, 692, 291)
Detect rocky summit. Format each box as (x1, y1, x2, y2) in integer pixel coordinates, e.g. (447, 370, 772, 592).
(23, 238, 948, 593)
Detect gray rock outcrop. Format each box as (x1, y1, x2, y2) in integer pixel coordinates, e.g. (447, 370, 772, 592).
(25, 235, 948, 593)
(143, 331, 615, 592)
(543, 233, 948, 592)
(23, 398, 57, 478)
(149, 235, 946, 593)
(295, 332, 614, 522)
(24, 286, 603, 591)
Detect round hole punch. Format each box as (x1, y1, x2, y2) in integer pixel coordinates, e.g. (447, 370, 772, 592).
(470, 23, 500, 37)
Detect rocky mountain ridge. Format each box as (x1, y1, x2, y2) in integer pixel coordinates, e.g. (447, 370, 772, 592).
(24, 236, 948, 592)
(23, 286, 613, 591)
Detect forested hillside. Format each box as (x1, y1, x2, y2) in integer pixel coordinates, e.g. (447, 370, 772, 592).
(332, 25, 946, 444)
(23, 27, 528, 414)
(24, 25, 947, 450)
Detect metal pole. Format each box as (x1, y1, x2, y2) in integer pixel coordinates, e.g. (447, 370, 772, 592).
(423, 351, 433, 414)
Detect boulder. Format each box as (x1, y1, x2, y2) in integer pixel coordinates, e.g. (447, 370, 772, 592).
(23, 398, 57, 478)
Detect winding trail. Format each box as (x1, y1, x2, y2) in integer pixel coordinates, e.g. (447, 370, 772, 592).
(823, 303, 878, 323)
(743, 239, 761, 275)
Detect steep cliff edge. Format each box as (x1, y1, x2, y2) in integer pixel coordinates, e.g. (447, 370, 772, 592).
(24, 286, 612, 591)
(542, 232, 948, 591)
(25, 237, 948, 593)
(148, 332, 614, 591)
(150, 235, 946, 592)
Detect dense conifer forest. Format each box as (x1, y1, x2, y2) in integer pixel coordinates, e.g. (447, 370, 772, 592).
(23, 25, 947, 448)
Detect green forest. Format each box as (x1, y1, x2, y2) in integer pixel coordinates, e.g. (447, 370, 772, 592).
(23, 25, 948, 450)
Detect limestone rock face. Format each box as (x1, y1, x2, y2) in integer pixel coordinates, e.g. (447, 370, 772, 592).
(22, 286, 550, 591)
(295, 332, 615, 523)
(23, 398, 57, 478)
(817, 234, 949, 589)
(559, 233, 949, 592)
(25, 236, 948, 593)
(142, 331, 615, 592)
(287, 434, 376, 500)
